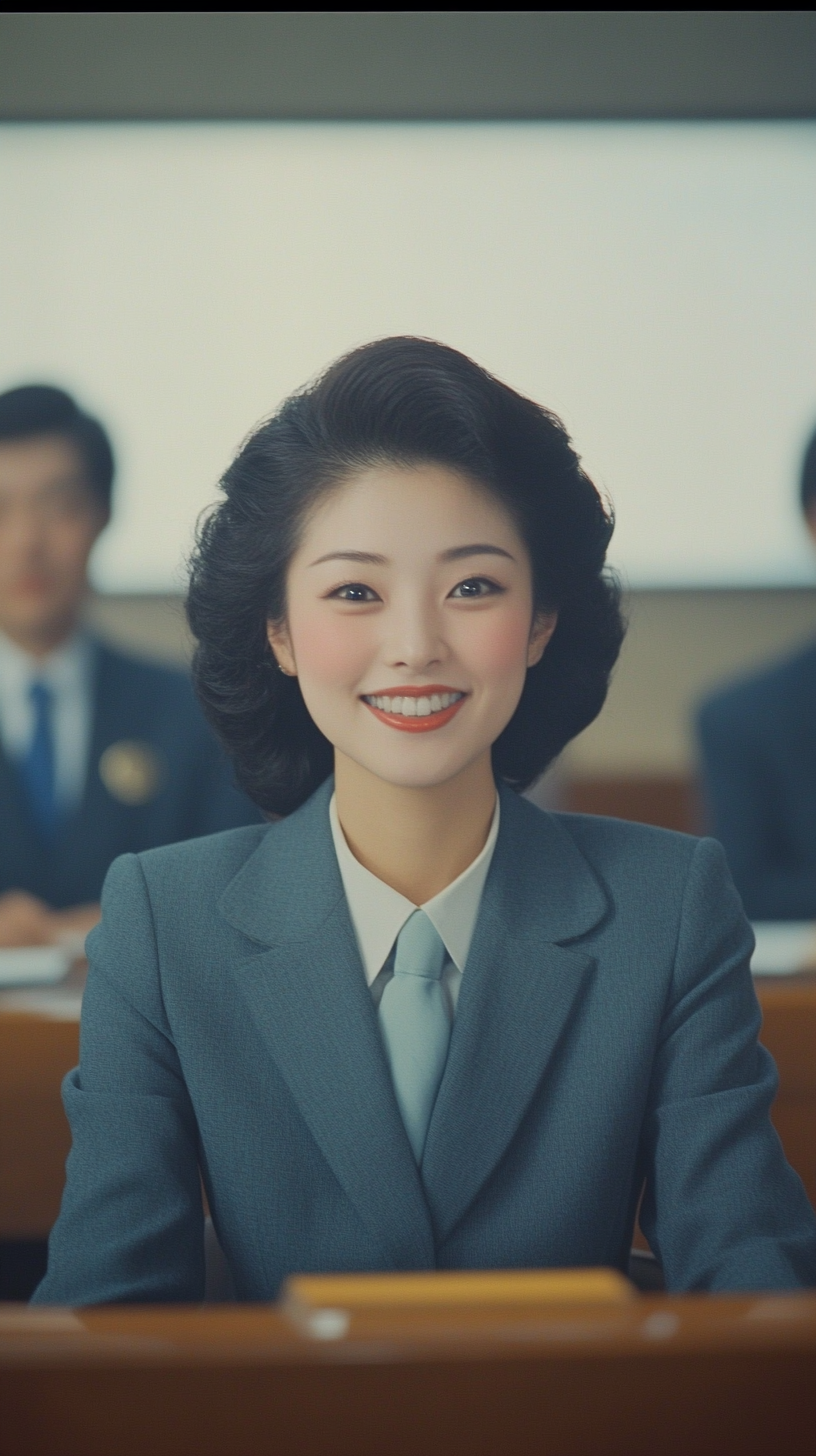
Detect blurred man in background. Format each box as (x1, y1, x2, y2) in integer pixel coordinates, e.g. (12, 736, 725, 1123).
(0, 384, 259, 948)
(698, 426, 816, 920)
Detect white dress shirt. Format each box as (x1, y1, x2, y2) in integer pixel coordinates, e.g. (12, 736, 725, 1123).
(0, 631, 94, 812)
(329, 792, 500, 1015)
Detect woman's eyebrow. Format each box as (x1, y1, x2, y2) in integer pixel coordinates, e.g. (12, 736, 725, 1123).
(308, 544, 516, 568)
(440, 544, 516, 563)
(308, 550, 388, 568)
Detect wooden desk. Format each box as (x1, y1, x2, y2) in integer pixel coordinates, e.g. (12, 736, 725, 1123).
(1, 976, 814, 1240)
(1, 1294, 814, 1456)
(0, 1002, 79, 1238)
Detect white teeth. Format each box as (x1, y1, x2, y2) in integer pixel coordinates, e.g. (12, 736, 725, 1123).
(364, 691, 464, 716)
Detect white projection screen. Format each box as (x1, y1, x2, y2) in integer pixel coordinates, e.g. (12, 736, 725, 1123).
(1, 121, 815, 592)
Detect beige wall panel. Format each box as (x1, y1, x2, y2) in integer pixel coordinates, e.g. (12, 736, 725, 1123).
(566, 589, 816, 776)
(86, 589, 816, 775)
(84, 593, 192, 667)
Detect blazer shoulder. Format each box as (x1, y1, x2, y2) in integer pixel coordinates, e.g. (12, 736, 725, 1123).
(505, 795, 735, 953)
(550, 808, 701, 864)
(112, 822, 272, 914)
(541, 810, 741, 953)
(545, 808, 706, 902)
(139, 819, 270, 872)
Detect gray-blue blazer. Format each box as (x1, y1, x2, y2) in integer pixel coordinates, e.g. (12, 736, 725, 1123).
(34, 780, 816, 1304)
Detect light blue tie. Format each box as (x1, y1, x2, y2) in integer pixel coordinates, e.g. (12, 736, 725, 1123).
(378, 910, 451, 1163)
(19, 681, 59, 837)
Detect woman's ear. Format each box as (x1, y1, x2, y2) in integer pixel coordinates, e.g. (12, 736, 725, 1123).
(266, 620, 297, 677)
(527, 611, 558, 668)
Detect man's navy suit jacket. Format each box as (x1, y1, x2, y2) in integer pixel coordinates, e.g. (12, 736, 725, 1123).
(34, 778, 816, 1303)
(698, 641, 816, 920)
(0, 639, 259, 907)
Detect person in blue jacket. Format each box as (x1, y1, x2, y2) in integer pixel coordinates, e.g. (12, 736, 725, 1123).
(698, 426, 816, 921)
(35, 339, 816, 1304)
(0, 384, 260, 950)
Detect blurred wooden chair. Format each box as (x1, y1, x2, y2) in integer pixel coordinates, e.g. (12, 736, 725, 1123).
(564, 774, 702, 834)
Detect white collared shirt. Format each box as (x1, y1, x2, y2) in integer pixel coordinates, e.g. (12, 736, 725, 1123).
(0, 631, 94, 812)
(329, 791, 500, 1014)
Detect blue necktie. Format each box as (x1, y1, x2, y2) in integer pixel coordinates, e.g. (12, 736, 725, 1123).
(19, 681, 59, 836)
(378, 910, 452, 1163)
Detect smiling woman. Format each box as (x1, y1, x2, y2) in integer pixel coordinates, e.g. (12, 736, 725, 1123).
(33, 338, 816, 1306)
(263, 456, 558, 901)
(188, 338, 623, 819)
(189, 338, 620, 901)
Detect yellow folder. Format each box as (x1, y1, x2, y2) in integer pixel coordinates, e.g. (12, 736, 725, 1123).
(284, 1266, 634, 1321)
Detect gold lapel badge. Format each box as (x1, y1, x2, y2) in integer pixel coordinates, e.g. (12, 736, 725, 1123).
(99, 740, 165, 806)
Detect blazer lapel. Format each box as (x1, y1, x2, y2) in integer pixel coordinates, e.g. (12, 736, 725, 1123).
(219, 780, 435, 1270)
(421, 788, 609, 1244)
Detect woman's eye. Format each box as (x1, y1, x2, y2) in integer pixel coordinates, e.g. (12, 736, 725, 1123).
(449, 577, 502, 599)
(329, 582, 380, 603)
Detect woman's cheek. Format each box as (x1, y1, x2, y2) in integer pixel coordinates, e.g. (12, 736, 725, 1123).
(457, 604, 533, 679)
(291, 610, 375, 686)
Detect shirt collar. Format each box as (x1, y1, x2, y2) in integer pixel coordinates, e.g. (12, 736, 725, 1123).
(0, 629, 92, 695)
(329, 791, 500, 987)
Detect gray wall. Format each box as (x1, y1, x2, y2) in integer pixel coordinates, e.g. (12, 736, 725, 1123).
(1, 12, 815, 121)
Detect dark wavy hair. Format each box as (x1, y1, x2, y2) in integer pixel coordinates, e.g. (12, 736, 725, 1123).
(0, 384, 114, 510)
(187, 338, 625, 816)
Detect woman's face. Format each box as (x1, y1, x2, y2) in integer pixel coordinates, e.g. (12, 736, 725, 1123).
(268, 462, 556, 792)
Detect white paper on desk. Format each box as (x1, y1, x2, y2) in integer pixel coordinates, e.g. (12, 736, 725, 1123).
(0, 945, 71, 987)
(750, 922, 816, 976)
(0, 987, 83, 1020)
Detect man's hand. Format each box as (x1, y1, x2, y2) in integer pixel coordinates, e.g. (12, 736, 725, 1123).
(0, 891, 100, 949)
(0, 890, 57, 947)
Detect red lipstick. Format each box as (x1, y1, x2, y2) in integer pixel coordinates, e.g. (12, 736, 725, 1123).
(361, 685, 467, 734)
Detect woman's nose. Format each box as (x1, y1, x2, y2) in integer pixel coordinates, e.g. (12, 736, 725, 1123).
(385, 598, 445, 671)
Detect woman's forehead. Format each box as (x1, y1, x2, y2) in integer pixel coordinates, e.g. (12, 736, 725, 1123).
(298, 461, 524, 558)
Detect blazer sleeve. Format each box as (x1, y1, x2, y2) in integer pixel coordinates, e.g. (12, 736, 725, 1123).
(31, 853, 205, 1305)
(697, 693, 816, 920)
(639, 836, 816, 1291)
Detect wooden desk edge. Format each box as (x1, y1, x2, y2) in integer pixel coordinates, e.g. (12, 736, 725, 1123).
(1, 1293, 814, 1367)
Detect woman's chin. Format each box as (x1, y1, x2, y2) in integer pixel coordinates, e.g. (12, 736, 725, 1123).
(336, 740, 491, 793)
